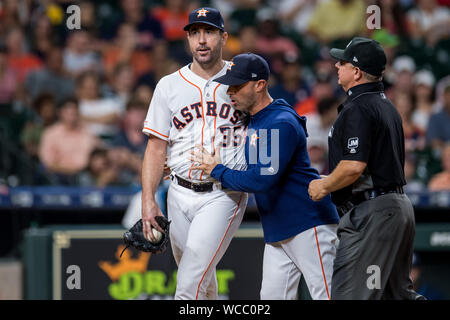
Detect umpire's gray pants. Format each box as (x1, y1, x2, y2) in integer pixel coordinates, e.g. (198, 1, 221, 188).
(331, 193, 424, 300)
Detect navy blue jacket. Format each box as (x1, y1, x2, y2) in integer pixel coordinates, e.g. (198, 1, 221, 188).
(211, 99, 339, 242)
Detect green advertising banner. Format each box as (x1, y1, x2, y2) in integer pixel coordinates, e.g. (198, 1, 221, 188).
(51, 227, 265, 300)
(23, 223, 450, 300)
(414, 224, 450, 251)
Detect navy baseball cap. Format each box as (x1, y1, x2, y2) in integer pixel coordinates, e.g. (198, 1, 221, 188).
(330, 37, 387, 77)
(214, 53, 270, 86)
(184, 7, 225, 32)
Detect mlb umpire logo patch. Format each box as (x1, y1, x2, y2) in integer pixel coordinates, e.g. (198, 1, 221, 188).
(347, 137, 359, 153)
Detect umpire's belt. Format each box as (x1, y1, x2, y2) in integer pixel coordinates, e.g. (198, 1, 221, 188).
(337, 186, 404, 216)
(172, 174, 218, 192)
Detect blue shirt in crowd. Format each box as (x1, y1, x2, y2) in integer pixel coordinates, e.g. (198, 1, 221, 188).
(211, 99, 339, 243)
(426, 109, 450, 145)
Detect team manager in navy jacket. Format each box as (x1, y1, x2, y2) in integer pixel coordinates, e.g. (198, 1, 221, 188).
(191, 53, 339, 300)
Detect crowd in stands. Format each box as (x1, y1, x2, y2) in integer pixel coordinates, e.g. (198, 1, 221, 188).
(0, 0, 449, 192)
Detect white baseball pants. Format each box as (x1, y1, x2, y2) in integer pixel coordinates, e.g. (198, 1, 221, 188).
(167, 182, 248, 300)
(260, 224, 338, 300)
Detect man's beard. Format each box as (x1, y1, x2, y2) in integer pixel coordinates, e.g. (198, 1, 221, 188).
(193, 44, 222, 68)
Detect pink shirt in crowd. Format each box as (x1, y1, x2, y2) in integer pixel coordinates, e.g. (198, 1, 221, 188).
(39, 123, 98, 174)
(0, 67, 18, 104)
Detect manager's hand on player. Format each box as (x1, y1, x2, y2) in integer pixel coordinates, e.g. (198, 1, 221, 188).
(190, 144, 221, 175)
(308, 179, 328, 202)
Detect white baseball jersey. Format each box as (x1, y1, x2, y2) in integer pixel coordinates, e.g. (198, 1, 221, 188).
(143, 61, 247, 181)
(143, 61, 249, 300)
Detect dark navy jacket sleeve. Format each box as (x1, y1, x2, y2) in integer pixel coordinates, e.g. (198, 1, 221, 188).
(211, 121, 302, 193)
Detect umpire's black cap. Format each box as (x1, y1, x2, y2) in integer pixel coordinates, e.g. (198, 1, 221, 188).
(184, 7, 225, 32)
(214, 53, 270, 86)
(330, 37, 387, 77)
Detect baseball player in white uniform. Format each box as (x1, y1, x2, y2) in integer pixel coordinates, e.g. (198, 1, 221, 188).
(141, 7, 248, 300)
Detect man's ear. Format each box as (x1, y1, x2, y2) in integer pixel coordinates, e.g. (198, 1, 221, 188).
(354, 67, 363, 82)
(222, 31, 228, 45)
(255, 80, 267, 93)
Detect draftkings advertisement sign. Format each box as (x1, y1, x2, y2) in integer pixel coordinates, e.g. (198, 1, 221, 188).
(52, 228, 264, 300)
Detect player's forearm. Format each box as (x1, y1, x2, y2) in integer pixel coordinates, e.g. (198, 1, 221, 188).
(211, 165, 267, 193)
(211, 163, 285, 193)
(322, 160, 367, 193)
(141, 137, 167, 206)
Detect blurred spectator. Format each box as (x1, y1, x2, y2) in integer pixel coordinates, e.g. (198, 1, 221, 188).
(426, 85, 450, 154)
(6, 27, 43, 83)
(386, 55, 416, 98)
(305, 97, 339, 175)
(102, 23, 152, 81)
(21, 93, 57, 161)
(39, 98, 100, 183)
(0, 0, 31, 33)
(410, 252, 445, 300)
(79, 1, 99, 34)
(227, 0, 263, 35)
(137, 41, 181, 87)
(0, 0, 447, 193)
(306, 97, 339, 175)
(223, 25, 258, 60)
(63, 30, 101, 78)
(113, 0, 164, 49)
(273, 0, 323, 34)
(305, 97, 339, 148)
(77, 148, 120, 188)
(404, 152, 426, 193)
(133, 83, 154, 105)
(78, 146, 143, 187)
(29, 12, 60, 60)
(108, 146, 143, 186)
(428, 144, 450, 191)
(307, 0, 366, 44)
(374, 0, 410, 37)
(372, 28, 400, 66)
(254, 8, 299, 69)
(313, 58, 339, 86)
(308, 138, 329, 175)
(434, 75, 450, 111)
(294, 76, 334, 116)
(110, 99, 148, 156)
(210, 0, 239, 21)
(39, 2, 65, 27)
(407, 0, 450, 46)
(76, 71, 124, 141)
(104, 63, 136, 109)
(412, 70, 436, 132)
(269, 54, 309, 107)
(0, 42, 18, 104)
(393, 92, 425, 152)
(25, 46, 75, 106)
(151, 0, 190, 42)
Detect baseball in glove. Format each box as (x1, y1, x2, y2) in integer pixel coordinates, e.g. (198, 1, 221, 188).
(120, 216, 171, 257)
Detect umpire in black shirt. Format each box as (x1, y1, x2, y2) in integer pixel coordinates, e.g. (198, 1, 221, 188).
(308, 37, 424, 300)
